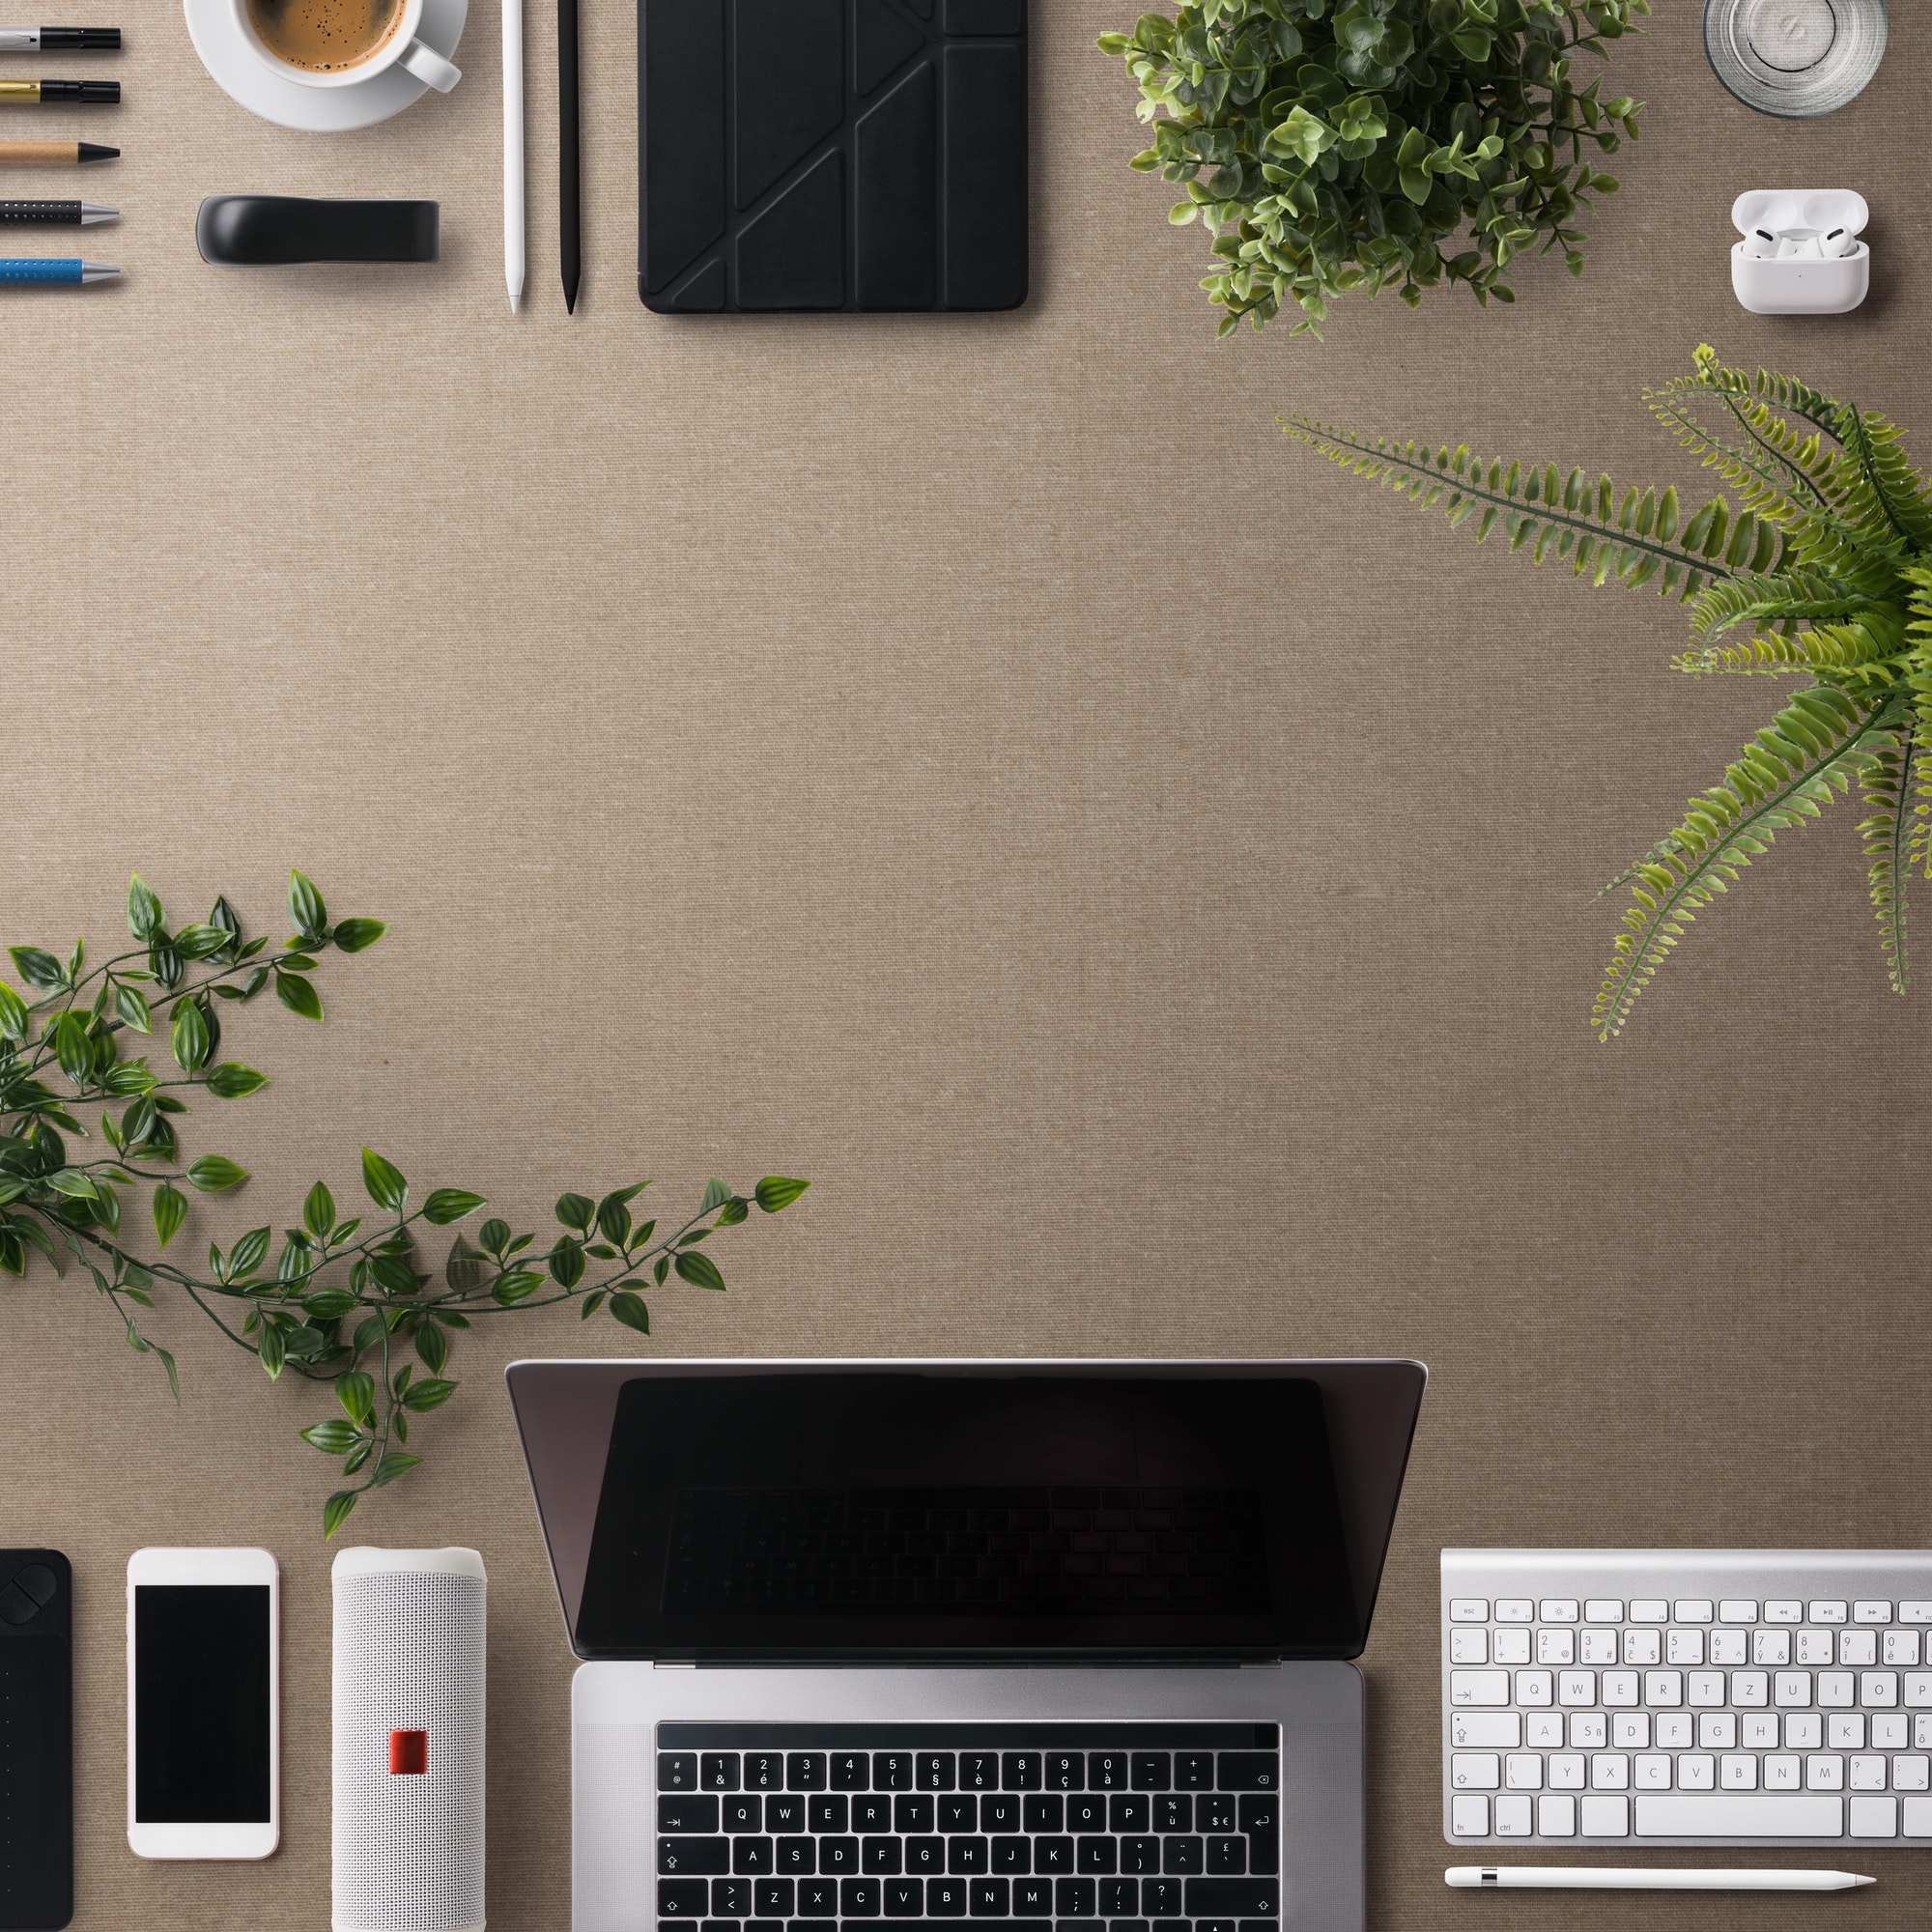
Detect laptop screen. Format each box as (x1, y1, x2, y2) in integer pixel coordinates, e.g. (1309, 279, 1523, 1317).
(567, 1368, 1395, 1659)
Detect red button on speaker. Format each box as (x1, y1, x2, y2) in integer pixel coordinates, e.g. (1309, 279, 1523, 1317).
(389, 1728, 428, 1775)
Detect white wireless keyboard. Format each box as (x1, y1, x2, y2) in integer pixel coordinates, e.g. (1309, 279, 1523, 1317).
(1442, 1550, 1932, 1847)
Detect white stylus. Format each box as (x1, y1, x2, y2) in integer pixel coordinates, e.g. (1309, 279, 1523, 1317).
(1447, 1866, 1872, 1891)
(502, 0, 524, 312)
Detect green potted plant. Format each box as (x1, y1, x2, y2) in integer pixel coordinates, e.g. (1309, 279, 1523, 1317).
(1099, 0, 1645, 337)
(1285, 345, 1932, 1036)
(0, 872, 810, 1534)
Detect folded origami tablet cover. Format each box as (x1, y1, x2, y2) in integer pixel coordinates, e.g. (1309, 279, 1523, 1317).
(639, 0, 1028, 312)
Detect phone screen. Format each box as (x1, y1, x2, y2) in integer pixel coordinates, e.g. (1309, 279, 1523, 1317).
(132, 1583, 272, 1823)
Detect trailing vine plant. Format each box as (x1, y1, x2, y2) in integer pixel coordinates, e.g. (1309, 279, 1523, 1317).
(0, 873, 809, 1535)
(1284, 344, 1932, 1037)
(1098, 0, 1644, 337)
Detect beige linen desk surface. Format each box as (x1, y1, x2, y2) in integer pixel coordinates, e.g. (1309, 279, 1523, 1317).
(4, 0, 1931, 1925)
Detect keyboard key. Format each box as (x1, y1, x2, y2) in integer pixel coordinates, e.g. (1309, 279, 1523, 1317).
(1215, 1754, 1278, 1789)
(841, 1878, 882, 1916)
(1128, 1754, 1170, 1792)
(1204, 1837, 1246, 1873)
(1140, 1879, 1182, 1917)
(1583, 1601, 1625, 1623)
(1151, 1797, 1188, 1833)
(1673, 1601, 1713, 1624)
(1098, 1879, 1137, 1915)
(1493, 1795, 1533, 1836)
(1184, 1880, 1278, 1916)
(1449, 1630, 1488, 1664)
(1536, 1631, 1575, 1665)
(1089, 1752, 1129, 1790)
(1159, 1838, 1204, 1875)
(732, 1838, 774, 1875)
(1450, 1794, 1488, 1836)
(662, 1797, 722, 1833)
(756, 1878, 794, 1916)
(661, 1880, 712, 1917)
(1634, 1794, 1842, 1835)
(1578, 1796, 1629, 1836)
(906, 1838, 944, 1875)
(960, 1754, 999, 1792)
(919, 1755, 954, 1791)
(948, 1838, 989, 1876)
(1856, 1602, 1892, 1625)
(663, 1754, 699, 1792)
(1449, 1600, 1489, 1623)
(703, 1755, 742, 1792)
(810, 1797, 849, 1834)
(1450, 1714, 1521, 1748)
(1055, 1878, 1094, 1916)
(1850, 1795, 1897, 1837)
(787, 1755, 827, 1793)
(927, 1877, 968, 1917)
(775, 1837, 814, 1874)
(661, 1839, 730, 1876)
(1904, 1604, 1932, 1626)
(1719, 1601, 1759, 1624)
(1630, 1601, 1667, 1624)
(1451, 1755, 1499, 1791)
(1515, 1672, 1553, 1707)
(711, 1878, 753, 1917)
(1033, 1839, 1072, 1876)
(1110, 1797, 1150, 1834)
(886, 1880, 923, 1915)
(820, 1837, 860, 1875)
(1495, 1600, 1533, 1624)
(1075, 1837, 1113, 1875)
(1888, 1633, 1921, 1665)
(1622, 1632, 1661, 1666)
(1047, 1753, 1088, 1790)
(1539, 1600, 1578, 1624)
(1537, 1795, 1575, 1836)
(831, 1753, 869, 1791)
(865, 1838, 903, 1876)
(1490, 1630, 1531, 1665)
(875, 1754, 915, 1792)
(1120, 1837, 1159, 1875)
(1765, 1601, 1803, 1624)
(1811, 1601, 1849, 1625)
(746, 1754, 783, 1791)
(1580, 1630, 1619, 1665)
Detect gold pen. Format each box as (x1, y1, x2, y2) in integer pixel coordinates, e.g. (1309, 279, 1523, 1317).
(0, 78, 118, 102)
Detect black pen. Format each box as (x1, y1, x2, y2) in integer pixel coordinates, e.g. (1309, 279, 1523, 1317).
(557, 0, 578, 311)
(0, 197, 112, 220)
(0, 79, 118, 102)
(0, 26, 119, 46)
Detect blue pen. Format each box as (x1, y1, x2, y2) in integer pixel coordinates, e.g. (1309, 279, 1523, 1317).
(0, 256, 115, 282)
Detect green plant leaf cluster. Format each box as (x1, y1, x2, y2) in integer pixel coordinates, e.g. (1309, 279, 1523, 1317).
(1282, 345, 1932, 1035)
(0, 874, 810, 1534)
(1098, 0, 1644, 337)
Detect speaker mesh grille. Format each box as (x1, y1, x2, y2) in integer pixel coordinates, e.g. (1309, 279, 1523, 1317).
(332, 1569, 486, 1931)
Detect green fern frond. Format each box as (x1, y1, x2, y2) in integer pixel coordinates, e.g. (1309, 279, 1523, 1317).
(1860, 726, 1918, 992)
(1279, 419, 1734, 597)
(1835, 405, 1932, 551)
(1592, 685, 1889, 1039)
(1672, 611, 1902, 681)
(1685, 568, 1865, 639)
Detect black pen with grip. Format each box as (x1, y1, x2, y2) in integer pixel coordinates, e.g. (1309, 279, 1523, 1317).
(0, 79, 118, 101)
(0, 198, 113, 221)
(0, 26, 119, 46)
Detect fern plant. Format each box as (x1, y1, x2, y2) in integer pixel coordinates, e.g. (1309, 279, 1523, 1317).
(1284, 344, 1932, 1037)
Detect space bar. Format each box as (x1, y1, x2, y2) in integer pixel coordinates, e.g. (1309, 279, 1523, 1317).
(1635, 1796, 1843, 1836)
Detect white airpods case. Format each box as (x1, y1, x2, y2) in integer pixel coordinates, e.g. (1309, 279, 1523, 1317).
(1732, 189, 1869, 315)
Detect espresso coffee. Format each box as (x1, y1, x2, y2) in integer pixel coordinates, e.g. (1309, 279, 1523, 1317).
(245, 0, 404, 71)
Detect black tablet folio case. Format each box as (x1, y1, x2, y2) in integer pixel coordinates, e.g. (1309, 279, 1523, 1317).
(0, 1551, 71, 1930)
(639, 0, 1027, 312)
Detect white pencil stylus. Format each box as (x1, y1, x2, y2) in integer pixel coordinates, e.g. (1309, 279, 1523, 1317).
(502, 0, 524, 312)
(1446, 1866, 1873, 1891)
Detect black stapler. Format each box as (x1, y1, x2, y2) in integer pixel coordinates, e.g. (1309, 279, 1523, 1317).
(195, 195, 440, 266)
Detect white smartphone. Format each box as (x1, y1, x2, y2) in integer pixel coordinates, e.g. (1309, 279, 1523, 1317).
(126, 1546, 280, 1860)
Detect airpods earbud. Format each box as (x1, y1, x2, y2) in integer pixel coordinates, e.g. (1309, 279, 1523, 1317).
(1741, 227, 1779, 258)
(1820, 226, 1857, 257)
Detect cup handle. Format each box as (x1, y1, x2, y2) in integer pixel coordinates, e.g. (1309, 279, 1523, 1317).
(398, 35, 460, 90)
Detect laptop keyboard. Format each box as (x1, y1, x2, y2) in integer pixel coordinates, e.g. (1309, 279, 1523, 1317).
(666, 1490, 1270, 1615)
(655, 1724, 1282, 1932)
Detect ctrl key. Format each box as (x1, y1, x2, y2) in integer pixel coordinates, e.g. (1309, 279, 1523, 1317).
(1450, 1796, 1489, 1836)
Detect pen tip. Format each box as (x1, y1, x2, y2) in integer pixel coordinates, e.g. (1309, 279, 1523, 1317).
(1856, 1876, 1876, 1887)
(77, 142, 118, 161)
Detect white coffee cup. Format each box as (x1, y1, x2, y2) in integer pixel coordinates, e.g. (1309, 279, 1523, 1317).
(231, 0, 460, 91)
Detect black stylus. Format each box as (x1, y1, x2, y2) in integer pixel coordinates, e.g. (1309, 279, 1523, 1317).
(557, 0, 578, 312)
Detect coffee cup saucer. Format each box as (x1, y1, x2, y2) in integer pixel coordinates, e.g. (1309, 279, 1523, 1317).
(184, 0, 466, 130)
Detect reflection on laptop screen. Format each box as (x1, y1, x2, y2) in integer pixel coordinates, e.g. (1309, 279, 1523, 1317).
(575, 1373, 1359, 1657)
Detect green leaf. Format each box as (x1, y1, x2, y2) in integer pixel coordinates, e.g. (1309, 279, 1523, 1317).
(153, 1181, 186, 1247)
(1267, 103, 1334, 165)
(173, 923, 231, 960)
(288, 869, 327, 941)
(368, 1451, 421, 1491)
(185, 1155, 248, 1193)
(360, 1148, 408, 1212)
(300, 1418, 360, 1453)
(714, 1197, 750, 1226)
(304, 1180, 335, 1239)
(52, 1011, 90, 1084)
(274, 971, 324, 1021)
(258, 1321, 286, 1380)
(580, 1291, 607, 1319)
(478, 1217, 511, 1256)
(46, 1170, 97, 1200)
(336, 1370, 376, 1427)
(10, 946, 65, 991)
(548, 1236, 585, 1288)
(400, 1377, 458, 1412)
(332, 917, 386, 952)
(596, 1193, 632, 1244)
(169, 1001, 210, 1073)
(203, 1061, 267, 1098)
(323, 1489, 358, 1539)
(654, 1255, 669, 1286)
(230, 1226, 271, 1277)
(127, 875, 163, 939)
(207, 895, 242, 956)
(414, 1321, 449, 1373)
(303, 1288, 357, 1321)
(422, 1187, 486, 1226)
(0, 981, 25, 1039)
(152, 1342, 180, 1403)
(699, 1176, 732, 1213)
(610, 1291, 651, 1334)
(754, 1176, 811, 1212)
(554, 1191, 595, 1233)
(114, 983, 153, 1034)
(492, 1269, 545, 1305)
(674, 1250, 726, 1293)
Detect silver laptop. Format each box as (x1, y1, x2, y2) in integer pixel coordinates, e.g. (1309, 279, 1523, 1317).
(505, 1359, 1426, 1932)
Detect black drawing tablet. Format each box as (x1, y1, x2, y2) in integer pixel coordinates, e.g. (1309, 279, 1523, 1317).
(0, 1550, 71, 1931)
(639, 0, 1027, 312)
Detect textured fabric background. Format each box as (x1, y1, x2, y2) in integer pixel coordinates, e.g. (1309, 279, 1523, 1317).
(5, 0, 1930, 1923)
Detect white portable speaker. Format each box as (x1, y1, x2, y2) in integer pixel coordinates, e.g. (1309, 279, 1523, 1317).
(332, 1546, 487, 1932)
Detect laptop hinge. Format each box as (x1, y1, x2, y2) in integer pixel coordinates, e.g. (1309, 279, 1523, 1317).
(654, 1659, 698, 1668)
